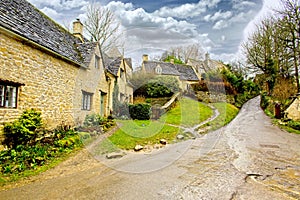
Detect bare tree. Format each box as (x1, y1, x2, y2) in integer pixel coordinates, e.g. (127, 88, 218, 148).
(277, 0, 300, 91)
(166, 43, 204, 64)
(83, 2, 121, 52)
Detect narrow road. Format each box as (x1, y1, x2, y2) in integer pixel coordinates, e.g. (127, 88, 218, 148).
(1, 97, 300, 199)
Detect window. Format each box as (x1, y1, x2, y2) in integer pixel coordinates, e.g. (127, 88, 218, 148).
(0, 84, 18, 108)
(155, 65, 162, 74)
(95, 54, 100, 69)
(82, 91, 93, 110)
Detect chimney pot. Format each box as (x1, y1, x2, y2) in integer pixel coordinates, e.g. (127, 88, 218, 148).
(73, 19, 84, 42)
(143, 54, 149, 62)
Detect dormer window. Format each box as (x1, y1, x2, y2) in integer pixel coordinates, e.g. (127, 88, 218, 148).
(95, 54, 100, 69)
(155, 65, 162, 74)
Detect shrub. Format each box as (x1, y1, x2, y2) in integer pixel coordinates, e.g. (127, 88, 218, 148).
(134, 95, 146, 104)
(129, 103, 151, 120)
(261, 92, 271, 109)
(82, 114, 116, 131)
(146, 76, 180, 97)
(3, 109, 43, 148)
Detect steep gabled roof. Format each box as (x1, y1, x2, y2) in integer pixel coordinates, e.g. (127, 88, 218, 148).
(107, 57, 122, 76)
(143, 61, 181, 76)
(124, 58, 133, 69)
(77, 42, 98, 66)
(143, 60, 199, 81)
(0, 0, 94, 67)
(174, 64, 199, 81)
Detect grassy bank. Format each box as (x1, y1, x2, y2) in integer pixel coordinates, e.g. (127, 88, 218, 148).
(197, 102, 239, 132)
(159, 98, 213, 127)
(104, 97, 213, 150)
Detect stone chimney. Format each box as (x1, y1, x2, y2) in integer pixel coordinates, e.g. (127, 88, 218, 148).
(142, 54, 149, 62)
(73, 19, 84, 42)
(204, 52, 210, 68)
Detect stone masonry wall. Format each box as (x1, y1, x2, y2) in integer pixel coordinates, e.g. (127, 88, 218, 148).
(0, 31, 78, 133)
(72, 45, 112, 125)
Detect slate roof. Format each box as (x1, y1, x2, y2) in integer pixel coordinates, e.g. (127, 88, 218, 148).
(143, 61, 199, 81)
(0, 0, 95, 67)
(106, 57, 122, 76)
(143, 61, 181, 76)
(174, 64, 199, 81)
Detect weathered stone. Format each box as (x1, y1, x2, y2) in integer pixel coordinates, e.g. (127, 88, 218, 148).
(106, 152, 125, 159)
(134, 145, 144, 151)
(160, 139, 167, 145)
(177, 134, 184, 140)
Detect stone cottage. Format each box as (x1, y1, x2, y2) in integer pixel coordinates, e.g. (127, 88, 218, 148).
(141, 55, 199, 92)
(104, 51, 134, 106)
(285, 95, 300, 121)
(0, 0, 131, 133)
(187, 52, 227, 79)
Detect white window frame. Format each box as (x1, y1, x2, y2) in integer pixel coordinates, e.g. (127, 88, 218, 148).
(82, 91, 93, 110)
(0, 83, 18, 109)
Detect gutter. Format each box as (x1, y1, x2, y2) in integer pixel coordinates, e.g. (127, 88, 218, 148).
(0, 25, 85, 68)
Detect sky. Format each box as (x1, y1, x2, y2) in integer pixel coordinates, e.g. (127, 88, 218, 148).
(27, 0, 283, 67)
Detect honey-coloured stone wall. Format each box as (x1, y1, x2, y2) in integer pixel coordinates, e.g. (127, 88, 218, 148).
(0, 31, 78, 133)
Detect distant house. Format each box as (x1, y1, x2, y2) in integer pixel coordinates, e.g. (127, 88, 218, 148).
(187, 53, 227, 79)
(0, 0, 131, 133)
(141, 55, 199, 92)
(285, 95, 300, 121)
(104, 51, 134, 105)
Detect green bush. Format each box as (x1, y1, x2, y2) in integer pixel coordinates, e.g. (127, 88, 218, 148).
(3, 109, 43, 148)
(261, 92, 271, 109)
(146, 76, 180, 97)
(129, 103, 151, 120)
(0, 129, 81, 174)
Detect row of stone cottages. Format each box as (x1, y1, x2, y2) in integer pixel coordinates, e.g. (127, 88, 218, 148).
(0, 0, 133, 134)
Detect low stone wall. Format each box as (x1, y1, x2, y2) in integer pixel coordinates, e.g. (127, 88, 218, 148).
(151, 92, 181, 119)
(195, 91, 228, 103)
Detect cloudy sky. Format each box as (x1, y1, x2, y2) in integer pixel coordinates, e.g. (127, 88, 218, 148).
(27, 0, 282, 67)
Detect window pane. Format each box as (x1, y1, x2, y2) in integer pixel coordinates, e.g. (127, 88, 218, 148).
(0, 85, 4, 107)
(11, 87, 17, 107)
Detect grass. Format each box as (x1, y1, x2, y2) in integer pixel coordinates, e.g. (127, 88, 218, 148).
(159, 97, 213, 127)
(198, 102, 239, 132)
(108, 120, 180, 150)
(104, 97, 214, 150)
(272, 119, 300, 135)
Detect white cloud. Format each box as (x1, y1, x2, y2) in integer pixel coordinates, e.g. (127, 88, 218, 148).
(153, 0, 221, 19)
(204, 10, 233, 22)
(212, 10, 255, 30)
(40, 7, 62, 19)
(28, 0, 89, 11)
(242, 0, 282, 40)
(221, 35, 226, 41)
(106, 1, 199, 38)
(233, 1, 256, 11)
(213, 20, 228, 29)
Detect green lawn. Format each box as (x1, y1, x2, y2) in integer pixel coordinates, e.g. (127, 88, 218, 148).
(198, 102, 239, 132)
(159, 98, 213, 127)
(108, 120, 180, 150)
(102, 97, 214, 150)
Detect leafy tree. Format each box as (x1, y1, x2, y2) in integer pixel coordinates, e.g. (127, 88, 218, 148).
(164, 55, 184, 64)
